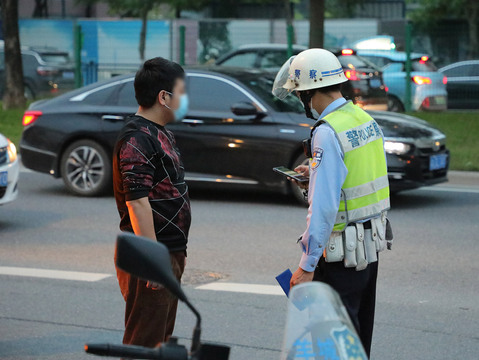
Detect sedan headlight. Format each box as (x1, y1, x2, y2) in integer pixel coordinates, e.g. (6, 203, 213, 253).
(384, 141, 411, 155)
(7, 139, 17, 163)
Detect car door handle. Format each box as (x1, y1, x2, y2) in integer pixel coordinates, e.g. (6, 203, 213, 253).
(102, 115, 124, 122)
(182, 119, 204, 125)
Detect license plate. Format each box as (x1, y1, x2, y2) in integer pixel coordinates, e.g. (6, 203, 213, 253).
(429, 154, 447, 171)
(370, 79, 381, 88)
(0, 171, 7, 187)
(63, 71, 74, 79)
(435, 96, 446, 105)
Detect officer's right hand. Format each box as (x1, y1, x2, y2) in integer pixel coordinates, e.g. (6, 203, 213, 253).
(294, 165, 309, 177)
(289, 165, 309, 190)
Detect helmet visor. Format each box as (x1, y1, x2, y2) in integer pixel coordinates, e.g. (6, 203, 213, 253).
(272, 56, 296, 100)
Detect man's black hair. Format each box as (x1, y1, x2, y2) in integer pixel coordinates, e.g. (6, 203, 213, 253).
(307, 83, 342, 95)
(134, 57, 185, 108)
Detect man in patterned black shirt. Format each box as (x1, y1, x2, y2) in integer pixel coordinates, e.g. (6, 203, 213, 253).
(113, 57, 191, 347)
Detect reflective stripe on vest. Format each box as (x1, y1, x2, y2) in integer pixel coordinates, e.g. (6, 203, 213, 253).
(340, 175, 389, 201)
(335, 197, 390, 224)
(321, 101, 390, 231)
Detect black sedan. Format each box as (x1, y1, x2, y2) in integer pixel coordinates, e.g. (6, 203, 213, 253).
(20, 67, 449, 204)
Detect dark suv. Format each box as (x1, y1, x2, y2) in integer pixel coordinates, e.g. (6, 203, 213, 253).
(216, 44, 388, 111)
(0, 45, 75, 99)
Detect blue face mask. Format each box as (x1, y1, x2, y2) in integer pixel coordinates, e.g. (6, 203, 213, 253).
(164, 91, 189, 121)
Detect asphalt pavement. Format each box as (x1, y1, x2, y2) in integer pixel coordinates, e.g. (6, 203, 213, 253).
(0, 168, 478, 360)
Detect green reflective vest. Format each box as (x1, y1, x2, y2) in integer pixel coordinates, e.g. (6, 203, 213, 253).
(320, 101, 390, 231)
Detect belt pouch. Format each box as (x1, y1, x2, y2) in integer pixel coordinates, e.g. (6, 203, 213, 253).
(372, 217, 386, 252)
(344, 226, 357, 268)
(364, 228, 378, 263)
(355, 223, 368, 271)
(325, 232, 344, 263)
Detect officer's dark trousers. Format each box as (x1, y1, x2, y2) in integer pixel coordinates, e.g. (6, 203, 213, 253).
(314, 256, 378, 358)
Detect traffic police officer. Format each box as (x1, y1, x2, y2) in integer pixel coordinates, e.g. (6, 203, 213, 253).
(272, 48, 392, 357)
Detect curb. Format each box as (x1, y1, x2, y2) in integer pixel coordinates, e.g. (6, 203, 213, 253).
(448, 170, 479, 177)
(445, 170, 479, 187)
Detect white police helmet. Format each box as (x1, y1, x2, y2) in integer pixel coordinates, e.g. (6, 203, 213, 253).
(272, 48, 348, 99)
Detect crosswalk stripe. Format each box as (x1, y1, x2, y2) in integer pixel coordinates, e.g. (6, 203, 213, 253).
(0, 266, 112, 282)
(196, 282, 284, 296)
(1, 267, 285, 296)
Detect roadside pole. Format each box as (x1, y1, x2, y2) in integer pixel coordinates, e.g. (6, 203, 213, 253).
(405, 22, 412, 112)
(287, 25, 294, 58)
(285, 0, 294, 58)
(179, 25, 186, 66)
(74, 24, 83, 88)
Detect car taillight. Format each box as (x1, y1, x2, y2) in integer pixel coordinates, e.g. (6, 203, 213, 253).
(345, 70, 368, 81)
(37, 67, 59, 76)
(421, 97, 430, 108)
(22, 110, 43, 126)
(443, 76, 448, 85)
(345, 70, 356, 80)
(412, 75, 432, 85)
(342, 49, 354, 56)
(419, 55, 429, 64)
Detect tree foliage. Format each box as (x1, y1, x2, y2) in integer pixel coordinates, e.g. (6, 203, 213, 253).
(410, 0, 479, 58)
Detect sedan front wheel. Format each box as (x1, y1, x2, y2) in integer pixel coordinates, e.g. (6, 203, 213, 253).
(60, 139, 112, 196)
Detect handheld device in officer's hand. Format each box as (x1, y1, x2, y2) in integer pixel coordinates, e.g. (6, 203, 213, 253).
(273, 166, 309, 182)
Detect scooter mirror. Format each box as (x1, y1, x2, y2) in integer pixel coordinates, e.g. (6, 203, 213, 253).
(115, 233, 188, 303)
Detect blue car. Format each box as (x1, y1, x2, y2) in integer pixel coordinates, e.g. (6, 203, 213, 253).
(356, 50, 448, 111)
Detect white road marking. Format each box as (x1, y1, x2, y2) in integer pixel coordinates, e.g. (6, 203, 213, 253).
(418, 186, 479, 194)
(0, 266, 112, 282)
(1, 266, 286, 295)
(196, 282, 284, 296)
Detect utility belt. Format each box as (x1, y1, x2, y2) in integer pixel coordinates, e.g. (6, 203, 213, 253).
(324, 214, 393, 271)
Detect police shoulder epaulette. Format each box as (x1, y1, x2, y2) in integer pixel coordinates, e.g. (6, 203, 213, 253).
(310, 119, 326, 137)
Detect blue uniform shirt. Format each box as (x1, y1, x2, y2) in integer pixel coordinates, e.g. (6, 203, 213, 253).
(299, 98, 348, 272)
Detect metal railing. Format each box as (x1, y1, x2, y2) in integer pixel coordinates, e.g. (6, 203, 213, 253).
(81, 62, 140, 85)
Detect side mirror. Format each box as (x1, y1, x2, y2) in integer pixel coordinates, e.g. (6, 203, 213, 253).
(115, 232, 187, 302)
(231, 101, 260, 116)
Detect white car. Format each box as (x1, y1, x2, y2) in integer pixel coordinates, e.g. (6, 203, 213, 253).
(0, 133, 19, 205)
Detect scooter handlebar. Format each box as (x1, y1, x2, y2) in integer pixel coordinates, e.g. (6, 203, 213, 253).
(84, 342, 188, 360)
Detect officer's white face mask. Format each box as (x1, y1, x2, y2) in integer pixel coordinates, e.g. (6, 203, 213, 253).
(310, 99, 320, 120)
(297, 91, 320, 120)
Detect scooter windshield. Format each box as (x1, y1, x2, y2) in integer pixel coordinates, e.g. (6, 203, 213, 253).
(281, 282, 367, 360)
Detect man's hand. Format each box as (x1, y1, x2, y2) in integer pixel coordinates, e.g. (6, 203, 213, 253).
(290, 267, 314, 289)
(288, 164, 309, 190)
(146, 281, 164, 290)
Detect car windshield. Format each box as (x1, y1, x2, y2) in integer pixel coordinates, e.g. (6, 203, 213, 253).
(40, 53, 71, 65)
(242, 76, 304, 113)
(338, 55, 378, 70)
